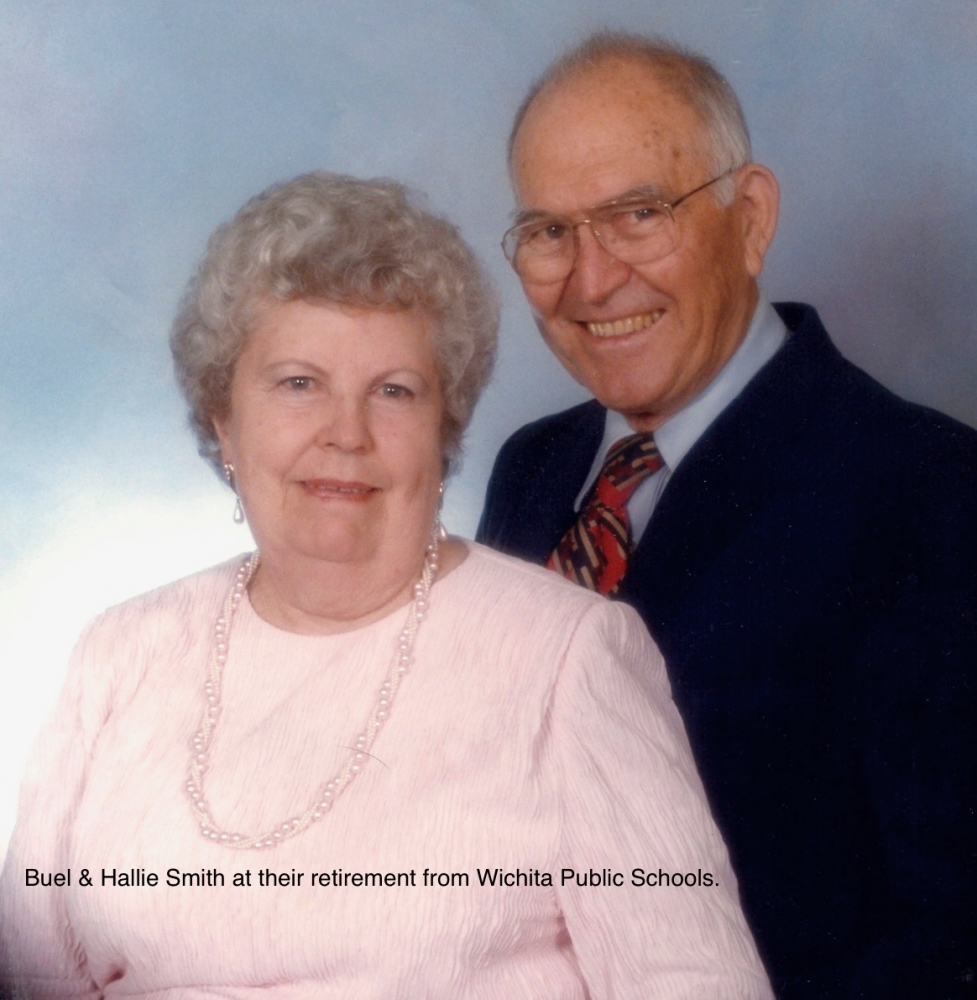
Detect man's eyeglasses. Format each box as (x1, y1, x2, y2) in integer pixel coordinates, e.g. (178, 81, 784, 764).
(502, 168, 740, 284)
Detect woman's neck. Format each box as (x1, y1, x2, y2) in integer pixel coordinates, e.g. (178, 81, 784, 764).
(246, 536, 467, 635)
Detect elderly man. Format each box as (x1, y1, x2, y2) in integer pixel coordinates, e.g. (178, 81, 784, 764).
(478, 32, 976, 999)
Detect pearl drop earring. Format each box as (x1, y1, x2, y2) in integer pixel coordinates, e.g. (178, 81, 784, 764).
(437, 481, 447, 539)
(223, 462, 245, 525)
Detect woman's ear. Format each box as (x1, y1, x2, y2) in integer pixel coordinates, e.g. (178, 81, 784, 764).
(212, 413, 232, 468)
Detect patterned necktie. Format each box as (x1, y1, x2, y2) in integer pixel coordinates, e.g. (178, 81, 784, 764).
(547, 433, 662, 597)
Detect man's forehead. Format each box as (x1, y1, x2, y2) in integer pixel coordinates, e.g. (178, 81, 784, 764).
(511, 62, 710, 212)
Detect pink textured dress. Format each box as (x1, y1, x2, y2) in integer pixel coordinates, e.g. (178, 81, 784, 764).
(0, 544, 772, 998)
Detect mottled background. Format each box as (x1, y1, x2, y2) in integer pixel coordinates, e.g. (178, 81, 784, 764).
(1, 0, 975, 856)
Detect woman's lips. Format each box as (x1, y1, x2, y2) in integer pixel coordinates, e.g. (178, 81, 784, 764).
(301, 479, 378, 501)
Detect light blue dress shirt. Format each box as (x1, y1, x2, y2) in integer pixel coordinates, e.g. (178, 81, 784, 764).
(574, 297, 788, 543)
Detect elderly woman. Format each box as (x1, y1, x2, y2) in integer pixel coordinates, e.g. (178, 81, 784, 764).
(0, 172, 772, 998)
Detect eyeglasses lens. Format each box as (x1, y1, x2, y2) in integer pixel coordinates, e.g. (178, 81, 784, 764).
(506, 202, 677, 283)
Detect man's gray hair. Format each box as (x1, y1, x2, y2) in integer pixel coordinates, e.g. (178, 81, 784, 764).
(171, 172, 499, 477)
(509, 31, 752, 204)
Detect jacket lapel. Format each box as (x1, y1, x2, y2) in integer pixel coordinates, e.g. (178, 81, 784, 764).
(622, 304, 843, 622)
(495, 399, 606, 563)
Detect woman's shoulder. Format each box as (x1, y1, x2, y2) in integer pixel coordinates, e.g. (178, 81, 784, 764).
(458, 542, 601, 603)
(82, 555, 249, 647)
(451, 543, 668, 700)
(41, 557, 251, 741)
(449, 542, 649, 636)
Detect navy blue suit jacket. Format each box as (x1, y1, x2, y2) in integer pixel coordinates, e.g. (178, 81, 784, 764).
(477, 303, 977, 998)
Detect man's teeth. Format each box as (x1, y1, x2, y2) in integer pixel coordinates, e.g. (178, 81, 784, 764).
(586, 310, 664, 337)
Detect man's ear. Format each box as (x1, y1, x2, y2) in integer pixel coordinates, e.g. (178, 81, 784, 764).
(736, 163, 780, 278)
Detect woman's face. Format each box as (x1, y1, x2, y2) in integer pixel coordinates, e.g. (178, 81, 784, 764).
(214, 299, 444, 577)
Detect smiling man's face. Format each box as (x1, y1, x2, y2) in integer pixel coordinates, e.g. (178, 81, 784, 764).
(511, 57, 774, 431)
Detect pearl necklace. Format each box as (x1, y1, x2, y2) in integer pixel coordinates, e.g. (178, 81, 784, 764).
(185, 532, 440, 849)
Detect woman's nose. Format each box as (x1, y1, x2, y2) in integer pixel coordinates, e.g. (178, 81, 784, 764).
(316, 397, 371, 452)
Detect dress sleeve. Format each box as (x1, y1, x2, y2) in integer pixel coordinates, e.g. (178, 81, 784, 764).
(550, 600, 773, 999)
(0, 620, 108, 999)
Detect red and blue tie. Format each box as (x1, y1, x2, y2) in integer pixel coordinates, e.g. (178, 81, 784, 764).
(547, 433, 662, 597)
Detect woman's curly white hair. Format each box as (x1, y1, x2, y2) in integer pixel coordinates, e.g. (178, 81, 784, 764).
(170, 171, 499, 476)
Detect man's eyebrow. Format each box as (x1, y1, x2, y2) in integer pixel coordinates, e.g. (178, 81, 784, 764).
(596, 183, 672, 206)
(510, 183, 671, 225)
(510, 207, 554, 226)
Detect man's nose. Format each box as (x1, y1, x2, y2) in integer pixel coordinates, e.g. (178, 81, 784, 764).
(568, 223, 632, 303)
